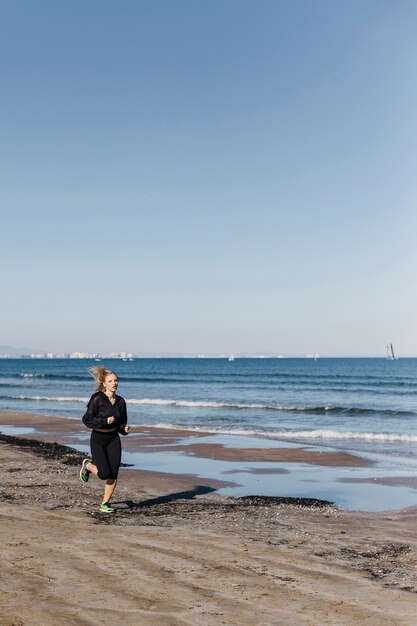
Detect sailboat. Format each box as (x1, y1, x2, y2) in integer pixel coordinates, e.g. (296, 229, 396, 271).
(228, 352, 235, 362)
(386, 343, 397, 360)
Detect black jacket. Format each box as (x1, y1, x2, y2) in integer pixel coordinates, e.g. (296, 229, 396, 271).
(82, 391, 128, 435)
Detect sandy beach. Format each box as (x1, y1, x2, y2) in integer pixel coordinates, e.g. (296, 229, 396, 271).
(0, 412, 416, 625)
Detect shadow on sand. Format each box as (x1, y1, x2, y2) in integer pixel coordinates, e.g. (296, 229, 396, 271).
(114, 485, 216, 509)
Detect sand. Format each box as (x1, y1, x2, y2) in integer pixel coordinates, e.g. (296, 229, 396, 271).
(0, 413, 416, 625)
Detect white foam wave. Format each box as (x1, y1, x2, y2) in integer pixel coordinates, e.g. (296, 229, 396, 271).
(127, 398, 284, 410)
(11, 396, 269, 410)
(11, 395, 88, 403)
(125, 398, 413, 417)
(8, 395, 415, 421)
(144, 423, 417, 444)
(20, 373, 46, 378)
(271, 429, 417, 443)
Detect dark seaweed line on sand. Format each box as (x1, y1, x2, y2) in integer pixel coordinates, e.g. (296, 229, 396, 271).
(0, 432, 85, 465)
(0, 432, 132, 468)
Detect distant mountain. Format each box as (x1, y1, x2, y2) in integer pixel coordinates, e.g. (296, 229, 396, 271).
(0, 345, 38, 355)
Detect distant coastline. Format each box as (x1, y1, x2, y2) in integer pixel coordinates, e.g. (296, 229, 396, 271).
(0, 354, 414, 359)
(0, 345, 413, 359)
(0, 351, 134, 360)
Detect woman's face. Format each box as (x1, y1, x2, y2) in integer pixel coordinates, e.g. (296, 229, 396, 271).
(103, 373, 118, 394)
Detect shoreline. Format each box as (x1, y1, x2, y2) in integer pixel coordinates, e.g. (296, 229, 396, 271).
(0, 410, 376, 466)
(1, 410, 416, 513)
(0, 429, 416, 625)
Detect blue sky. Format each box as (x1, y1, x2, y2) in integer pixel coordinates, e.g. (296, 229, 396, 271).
(1, 0, 416, 356)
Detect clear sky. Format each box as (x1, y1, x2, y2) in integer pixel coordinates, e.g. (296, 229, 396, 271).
(1, 0, 416, 356)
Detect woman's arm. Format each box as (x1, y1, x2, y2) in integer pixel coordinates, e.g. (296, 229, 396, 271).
(117, 399, 130, 435)
(82, 395, 108, 429)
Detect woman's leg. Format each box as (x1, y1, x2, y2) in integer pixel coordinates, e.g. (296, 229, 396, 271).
(87, 432, 121, 508)
(86, 461, 98, 476)
(103, 479, 117, 503)
(101, 435, 122, 503)
(90, 431, 112, 479)
(107, 434, 122, 478)
(85, 461, 117, 508)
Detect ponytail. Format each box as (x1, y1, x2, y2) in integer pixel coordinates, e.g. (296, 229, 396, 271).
(88, 367, 117, 393)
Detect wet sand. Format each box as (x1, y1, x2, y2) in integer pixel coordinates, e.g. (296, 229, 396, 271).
(0, 412, 416, 625)
(132, 440, 374, 467)
(0, 410, 374, 466)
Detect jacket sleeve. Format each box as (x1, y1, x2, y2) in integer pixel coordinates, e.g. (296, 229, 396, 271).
(117, 399, 129, 435)
(82, 395, 108, 429)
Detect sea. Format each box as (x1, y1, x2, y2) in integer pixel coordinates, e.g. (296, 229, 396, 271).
(1, 357, 416, 510)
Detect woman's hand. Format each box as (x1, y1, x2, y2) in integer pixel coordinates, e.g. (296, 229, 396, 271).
(107, 416, 115, 424)
(124, 425, 131, 433)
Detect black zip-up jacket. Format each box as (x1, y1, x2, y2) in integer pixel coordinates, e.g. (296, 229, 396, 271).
(82, 391, 128, 435)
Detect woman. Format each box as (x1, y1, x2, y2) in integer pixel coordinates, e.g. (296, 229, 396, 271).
(80, 367, 130, 513)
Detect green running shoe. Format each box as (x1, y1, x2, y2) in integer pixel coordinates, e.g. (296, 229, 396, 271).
(99, 503, 115, 513)
(79, 458, 91, 483)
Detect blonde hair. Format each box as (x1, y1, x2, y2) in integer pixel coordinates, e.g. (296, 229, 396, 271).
(88, 367, 118, 393)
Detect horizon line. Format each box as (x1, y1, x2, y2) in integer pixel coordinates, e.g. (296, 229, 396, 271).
(0, 354, 414, 360)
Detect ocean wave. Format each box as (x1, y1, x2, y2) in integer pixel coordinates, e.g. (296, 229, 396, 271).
(9, 395, 89, 403)
(0, 371, 413, 399)
(4, 394, 415, 417)
(271, 429, 417, 443)
(128, 398, 238, 408)
(20, 373, 47, 378)
(13, 373, 206, 384)
(126, 398, 415, 417)
(145, 423, 417, 443)
(2, 370, 413, 385)
(18, 373, 88, 380)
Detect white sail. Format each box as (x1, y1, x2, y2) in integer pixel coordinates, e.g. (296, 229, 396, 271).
(386, 344, 397, 360)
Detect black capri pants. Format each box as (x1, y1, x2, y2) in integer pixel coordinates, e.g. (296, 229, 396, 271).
(91, 430, 121, 480)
